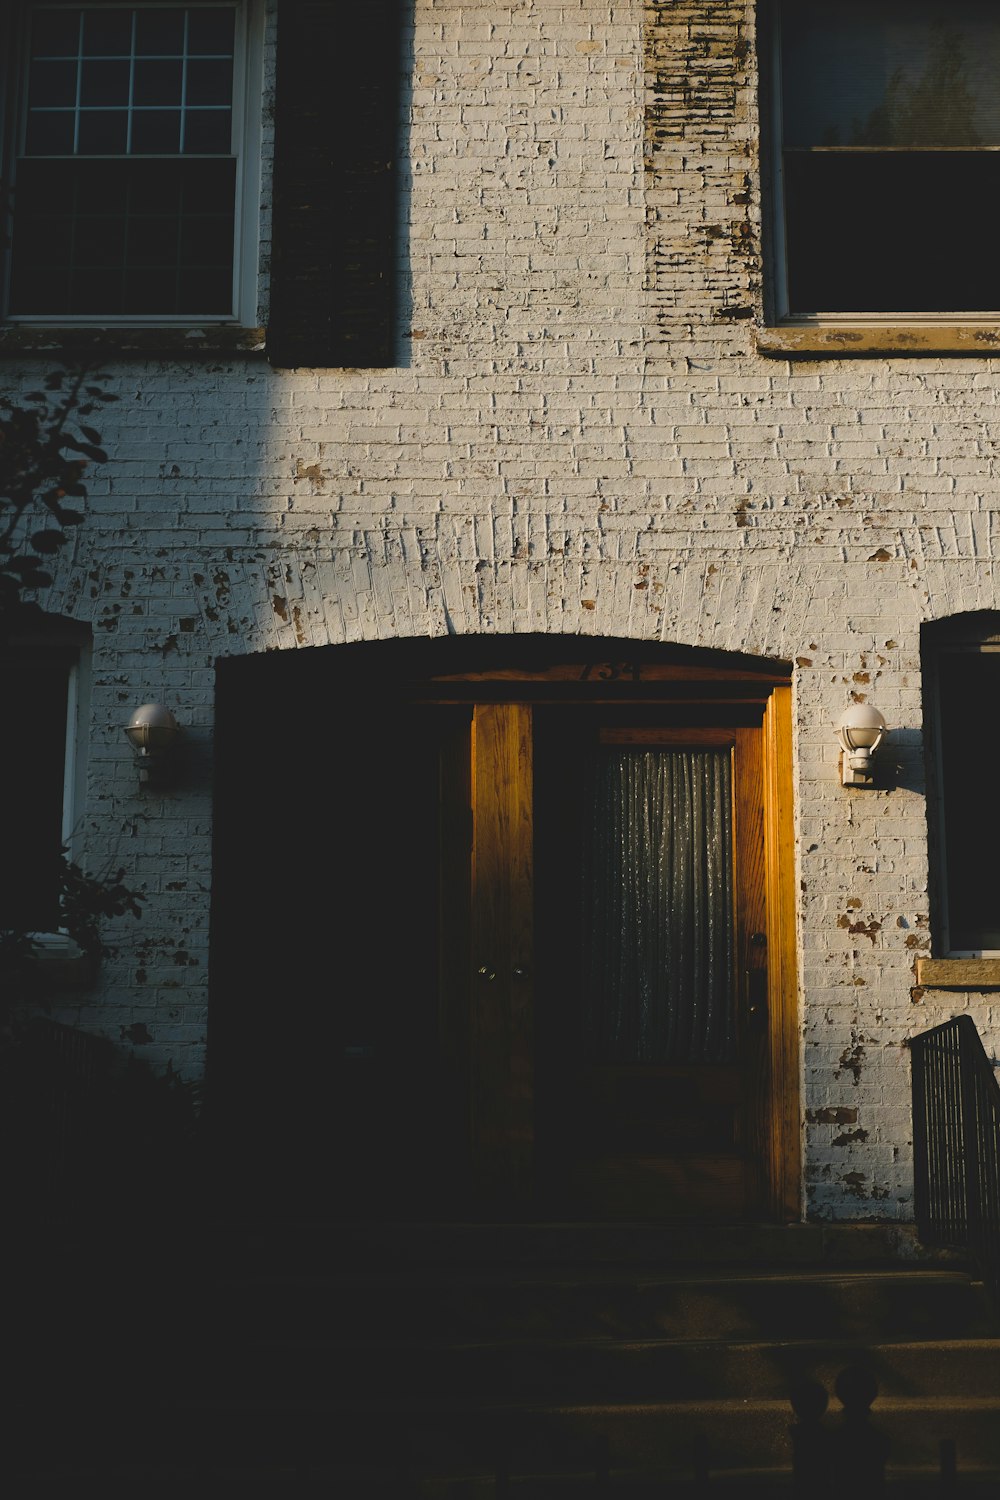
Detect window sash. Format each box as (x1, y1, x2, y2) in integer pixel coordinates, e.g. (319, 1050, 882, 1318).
(22, 4, 238, 159)
(770, 1, 1000, 321)
(3, 1, 260, 325)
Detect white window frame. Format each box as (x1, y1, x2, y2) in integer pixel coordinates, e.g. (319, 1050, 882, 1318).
(36, 640, 90, 952)
(768, 1, 1000, 328)
(60, 644, 88, 861)
(3, 0, 263, 327)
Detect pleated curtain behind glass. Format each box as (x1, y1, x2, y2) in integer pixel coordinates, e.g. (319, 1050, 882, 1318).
(581, 748, 736, 1066)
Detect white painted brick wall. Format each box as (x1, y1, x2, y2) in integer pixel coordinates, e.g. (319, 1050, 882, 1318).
(7, 0, 1000, 1222)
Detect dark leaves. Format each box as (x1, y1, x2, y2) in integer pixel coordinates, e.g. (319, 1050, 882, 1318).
(56, 850, 145, 960)
(29, 529, 66, 554)
(0, 364, 116, 624)
(61, 438, 108, 463)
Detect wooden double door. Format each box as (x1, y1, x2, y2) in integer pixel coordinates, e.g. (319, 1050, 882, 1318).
(211, 642, 798, 1221)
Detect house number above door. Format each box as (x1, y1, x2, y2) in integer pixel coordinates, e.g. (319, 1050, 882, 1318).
(579, 662, 641, 682)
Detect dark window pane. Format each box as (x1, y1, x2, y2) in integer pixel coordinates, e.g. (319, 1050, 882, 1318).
(29, 59, 79, 108)
(80, 57, 130, 106)
(122, 267, 179, 312)
(183, 109, 231, 153)
(76, 161, 128, 213)
(70, 265, 124, 312)
(81, 8, 133, 55)
(939, 651, 1000, 949)
(783, 152, 1000, 314)
(130, 159, 182, 210)
(128, 216, 177, 266)
(15, 214, 75, 269)
(187, 7, 235, 54)
(186, 57, 233, 106)
(77, 109, 128, 153)
(25, 110, 76, 155)
(180, 212, 233, 265)
(132, 109, 182, 153)
(135, 8, 185, 54)
(31, 9, 82, 58)
(15, 158, 76, 212)
(10, 157, 235, 316)
(9, 262, 72, 313)
(178, 265, 233, 312)
(75, 215, 126, 267)
(181, 156, 233, 211)
(781, 0, 1000, 149)
(134, 57, 183, 106)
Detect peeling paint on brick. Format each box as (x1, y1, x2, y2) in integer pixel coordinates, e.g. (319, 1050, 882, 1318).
(806, 1108, 859, 1126)
(837, 1043, 866, 1086)
(121, 1023, 153, 1046)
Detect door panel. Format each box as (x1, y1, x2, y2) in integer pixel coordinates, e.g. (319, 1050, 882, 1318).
(531, 716, 768, 1219)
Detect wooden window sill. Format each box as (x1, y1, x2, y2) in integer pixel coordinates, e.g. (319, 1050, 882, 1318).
(916, 958, 1000, 989)
(756, 325, 1000, 358)
(0, 326, 267, 358)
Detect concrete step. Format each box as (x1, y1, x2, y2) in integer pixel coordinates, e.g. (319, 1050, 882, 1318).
(16, 1395, 1000, 1479)
(13, 1467, 1000, 1496)
(218, 1335, 1000, 1402)
(215, 1267, 993, 1344)
(218, 1220, 957, 1270)
(9, 1225, 995, 1494)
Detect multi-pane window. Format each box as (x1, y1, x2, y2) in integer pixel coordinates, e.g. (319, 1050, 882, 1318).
(923, 617, 1000, 956)
(771, 1, 1000, 319)
(6, 3, 255, 320)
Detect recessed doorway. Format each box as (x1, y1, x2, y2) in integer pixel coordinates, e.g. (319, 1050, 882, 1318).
(210, 637, 798, 1222)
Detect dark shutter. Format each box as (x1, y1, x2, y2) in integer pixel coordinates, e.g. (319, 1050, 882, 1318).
(267, 0, 403, 368)
(0, 653, 70, 932)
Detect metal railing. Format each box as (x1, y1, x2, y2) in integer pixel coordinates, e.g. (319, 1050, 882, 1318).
(911, 1013, 1000, 1309)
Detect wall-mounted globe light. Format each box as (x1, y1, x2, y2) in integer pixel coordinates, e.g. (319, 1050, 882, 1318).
(836, 704, 887, 788)
(125, 703, 181, 786)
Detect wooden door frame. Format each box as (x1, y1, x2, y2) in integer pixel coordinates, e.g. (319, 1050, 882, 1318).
(763, 683, 800, 1221)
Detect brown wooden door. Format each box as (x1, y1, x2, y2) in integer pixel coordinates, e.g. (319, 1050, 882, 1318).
(463, 706, 772, 1220)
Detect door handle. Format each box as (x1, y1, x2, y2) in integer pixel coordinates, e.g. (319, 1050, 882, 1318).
(477, 965, 497, 982)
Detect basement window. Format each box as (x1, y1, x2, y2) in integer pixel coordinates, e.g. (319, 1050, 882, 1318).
(2, 2, 262, 324)
(769, 1, 1000, 325)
